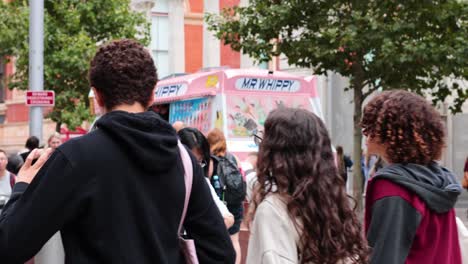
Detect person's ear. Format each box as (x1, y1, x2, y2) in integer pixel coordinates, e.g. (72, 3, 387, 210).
(92, 87, 105, 109)
(149, 86, 156, 106)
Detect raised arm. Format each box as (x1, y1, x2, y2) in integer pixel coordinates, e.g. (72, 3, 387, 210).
(0, 149, 91, 263)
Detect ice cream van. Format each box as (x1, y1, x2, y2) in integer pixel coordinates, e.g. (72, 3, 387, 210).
(151, 68, 323, 158)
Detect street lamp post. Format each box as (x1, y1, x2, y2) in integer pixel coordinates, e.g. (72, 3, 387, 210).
(29, 4, 66, 264)
(29, 0, 44, 142)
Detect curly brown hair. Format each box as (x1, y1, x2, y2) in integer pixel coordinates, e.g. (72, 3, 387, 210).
(252, 108, 369, 264)
(361, 90, 445, 165)
(89, 39, 158, 110)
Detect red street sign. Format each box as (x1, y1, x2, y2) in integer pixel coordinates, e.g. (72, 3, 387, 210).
(26, 91, 55, 107)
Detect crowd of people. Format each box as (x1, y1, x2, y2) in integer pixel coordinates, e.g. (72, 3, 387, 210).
(0, 39, 466, 264)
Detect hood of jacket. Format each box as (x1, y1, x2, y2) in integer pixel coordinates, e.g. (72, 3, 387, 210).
(96, 110, 179, 174)
(374, 162, 462, 213)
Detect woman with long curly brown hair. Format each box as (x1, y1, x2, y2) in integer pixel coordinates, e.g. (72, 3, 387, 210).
(362, 90, 462, 264)
(246, 107, 368, 264)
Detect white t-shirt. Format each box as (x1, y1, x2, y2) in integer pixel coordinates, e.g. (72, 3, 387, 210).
(205, 178, 230, 217)
(0, 171, 12, 197)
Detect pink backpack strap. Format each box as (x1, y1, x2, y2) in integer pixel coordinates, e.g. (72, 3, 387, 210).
(177, 141, 193, 236)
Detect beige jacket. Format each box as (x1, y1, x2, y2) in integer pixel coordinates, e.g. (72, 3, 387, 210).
(247, 194, 351, 264)
(246, 194, 300, 264)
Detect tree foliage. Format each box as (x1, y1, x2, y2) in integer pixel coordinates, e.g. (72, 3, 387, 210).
(207, 0, 468, 203)
(0, 0, 150, 130)
(207, 0, 467, 111)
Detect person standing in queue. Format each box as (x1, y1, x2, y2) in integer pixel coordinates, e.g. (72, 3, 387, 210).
(0, 150, 15, 212)
(246, 108, 369, 264)
(19, 136, 40, 163)
(0, 39, 235, 264)
(177, 127, 235, 228)
(336, 145, 353, 183)
(47, 133, 62, 151)
(362, 90, 462, 264)
(207, 128, 246, 264)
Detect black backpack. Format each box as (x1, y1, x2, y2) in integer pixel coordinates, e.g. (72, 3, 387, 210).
(212, 155, 246, 205)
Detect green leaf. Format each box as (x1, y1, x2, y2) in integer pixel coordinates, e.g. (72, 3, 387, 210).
(206, 0, 467, 113)
(205, 0, 468, 201)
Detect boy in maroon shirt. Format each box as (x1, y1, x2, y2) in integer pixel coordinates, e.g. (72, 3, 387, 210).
(362, 90, 462, 264)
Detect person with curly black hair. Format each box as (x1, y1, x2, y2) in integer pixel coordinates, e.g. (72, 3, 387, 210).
(0, 39, 235, 264)
(362, 90, 462, 264)
(247, 107, 369, 264)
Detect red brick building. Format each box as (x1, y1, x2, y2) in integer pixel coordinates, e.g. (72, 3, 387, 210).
(148, 0, 247, 79)
(0, 57, 56, 152)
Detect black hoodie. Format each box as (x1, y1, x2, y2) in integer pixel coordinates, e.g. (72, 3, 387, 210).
(0, 111, 235, 264)
(365, 162, 462, 264)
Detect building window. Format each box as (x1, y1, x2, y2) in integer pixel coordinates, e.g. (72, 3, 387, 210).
(151, 0, 169, 79)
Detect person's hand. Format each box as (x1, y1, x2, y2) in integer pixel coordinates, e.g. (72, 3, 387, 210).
(224, 213, 234, 229)
(16, 148, 53, 184)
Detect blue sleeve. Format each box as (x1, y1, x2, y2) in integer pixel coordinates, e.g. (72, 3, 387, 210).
(367, 196, 422, 264)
